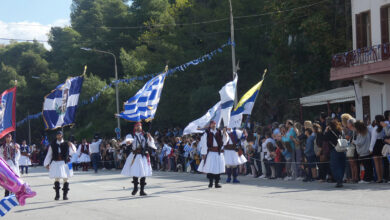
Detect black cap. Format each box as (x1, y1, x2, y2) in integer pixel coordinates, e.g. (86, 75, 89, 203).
(56, 131, 63, 135)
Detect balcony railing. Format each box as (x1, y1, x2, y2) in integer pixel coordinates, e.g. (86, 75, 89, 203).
(332, 43, 390, 68)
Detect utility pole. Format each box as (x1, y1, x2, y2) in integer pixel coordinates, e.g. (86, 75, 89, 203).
(229, 0, 238, 106)
(28, 110, 31, 145)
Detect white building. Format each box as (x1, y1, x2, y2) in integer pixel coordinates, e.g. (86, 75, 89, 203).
(330, 0, 390, 121)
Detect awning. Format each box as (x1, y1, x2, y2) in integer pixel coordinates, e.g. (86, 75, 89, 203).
(300, 86, 355, 107)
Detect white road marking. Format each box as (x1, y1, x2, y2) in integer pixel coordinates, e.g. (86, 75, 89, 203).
(163, 195, 333, 220)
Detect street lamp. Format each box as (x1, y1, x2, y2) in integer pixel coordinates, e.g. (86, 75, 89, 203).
(81, 47, 121, 136)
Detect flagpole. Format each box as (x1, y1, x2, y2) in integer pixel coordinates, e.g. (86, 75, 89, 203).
(229, 0, 238, 108)
(14, 79, 17, 143)
(28, 110, 31, 145)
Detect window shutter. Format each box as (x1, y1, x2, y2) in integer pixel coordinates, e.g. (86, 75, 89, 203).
(381, 7, 389, 44)
(356, 14, 363, 49)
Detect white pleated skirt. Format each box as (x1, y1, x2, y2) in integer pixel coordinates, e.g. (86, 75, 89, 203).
(224, 150, 247, 166)
(49, 161, 72, 179)
(19, 156, 32, 166)
(6, 160, 20, 177)
(121, 153, 152, 177)
(78, 153, 91, 163)
(197, 152, 225, 174)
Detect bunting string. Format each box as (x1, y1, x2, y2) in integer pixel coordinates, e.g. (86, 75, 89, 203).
(16, 40, 233, 127)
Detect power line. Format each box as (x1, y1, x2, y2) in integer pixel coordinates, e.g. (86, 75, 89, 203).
(2, 0, 327, 30)
(0, 13, 326, 44)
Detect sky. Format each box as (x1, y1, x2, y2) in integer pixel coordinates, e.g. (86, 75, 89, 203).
(0, 0, 73, 49)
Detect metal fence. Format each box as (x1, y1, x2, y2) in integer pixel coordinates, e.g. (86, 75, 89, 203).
(332, 43, 390, 68)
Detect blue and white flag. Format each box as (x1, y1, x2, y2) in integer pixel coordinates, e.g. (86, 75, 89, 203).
(183, 101, 221, 135)
(182, 76, 237, 135)
(0, 87, 16, 139)
(0, 195, 19, 217)
(118, 73, 166, 122)
(42, 76, 84, 129)
(218, 75, 237, 127)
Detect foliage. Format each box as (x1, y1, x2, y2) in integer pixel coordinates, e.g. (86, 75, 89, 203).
(0, 0, 352, 142)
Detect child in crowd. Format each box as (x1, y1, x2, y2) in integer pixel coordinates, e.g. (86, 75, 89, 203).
(266, 142, 276, 179)
(274, 141, 284, 179)
(247, 143, 256, 177)
(282, 141, 293, 180)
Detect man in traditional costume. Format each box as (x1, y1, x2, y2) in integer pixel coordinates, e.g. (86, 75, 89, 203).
(77, 138, 90, 171)
(0, 133, 20, 196)
(121, 122, 156, 196)
(44, 131, 73, 200)
(19, 140, 32, 175)
(197, 121, 226, 188)
(224, 128, 247, 183)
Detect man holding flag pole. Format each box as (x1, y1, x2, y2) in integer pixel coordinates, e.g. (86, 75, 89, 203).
(195, 75, 237, 188)
(118, 66, 167, 196)
(43, 66, 86, 200)
(225, 69, 267, 181)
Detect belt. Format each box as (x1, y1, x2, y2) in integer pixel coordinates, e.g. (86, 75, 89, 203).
(224, 145, 236, 150)
(208, 147, 220, 152)
(134, 148, 148, 155)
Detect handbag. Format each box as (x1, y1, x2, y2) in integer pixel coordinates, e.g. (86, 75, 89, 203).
(330, 129, 348, 152)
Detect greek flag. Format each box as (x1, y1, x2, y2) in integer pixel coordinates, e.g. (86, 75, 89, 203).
(183, 144, 192, 157)
(118, 73, 167, 122)
(229, 70, 267, 128)
(0, 195, 19, 217)
(42, 76, 84, 129)
(184, 144, 192, 153)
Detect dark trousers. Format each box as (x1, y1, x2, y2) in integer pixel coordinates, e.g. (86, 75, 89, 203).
(255, 152, 262, 176)
(264, 159, 272, 177)
(20, 166, 28, 174)
(359, 155, 373, 182)
(318, 162, 330, 180)
(190, 160, 196, 172)
(275, 163, 283, 178)
(207, 173, 220, 181)
(383, 157, 389, 181)
(330, 149, 346, 184)
(91, 153, 100, 172)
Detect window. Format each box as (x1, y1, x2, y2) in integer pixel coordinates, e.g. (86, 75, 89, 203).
(356, 11, 371, 49)
(380, 6, 390, 44)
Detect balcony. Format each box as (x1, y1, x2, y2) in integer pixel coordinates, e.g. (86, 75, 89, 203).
(330, 43, 390, 81)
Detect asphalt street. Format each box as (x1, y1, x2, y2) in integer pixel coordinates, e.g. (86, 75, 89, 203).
(6, 167, 390, 220)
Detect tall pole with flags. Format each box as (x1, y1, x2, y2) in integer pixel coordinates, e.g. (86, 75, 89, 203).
(229, 0, 238, 106)
(28, 110, 31, 145)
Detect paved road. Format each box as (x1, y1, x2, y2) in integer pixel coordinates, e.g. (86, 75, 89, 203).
(6, 167, 390, 220)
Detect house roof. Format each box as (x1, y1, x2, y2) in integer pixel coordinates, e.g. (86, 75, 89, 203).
(300, 86, 355, 107)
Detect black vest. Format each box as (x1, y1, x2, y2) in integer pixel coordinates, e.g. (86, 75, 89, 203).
(51, 140, 69, 162)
